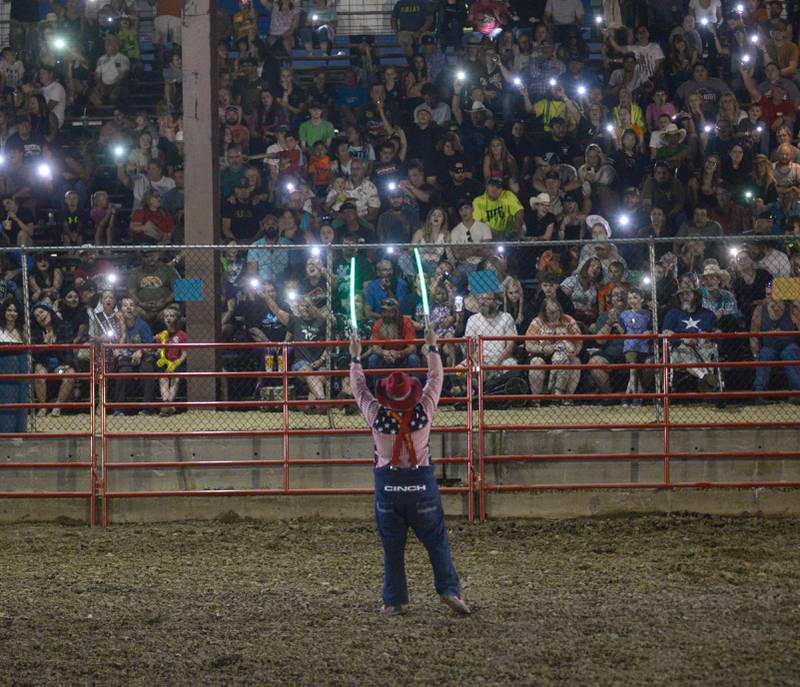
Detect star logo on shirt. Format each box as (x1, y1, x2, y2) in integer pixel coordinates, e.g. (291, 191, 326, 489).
(681, 316, 701, 331)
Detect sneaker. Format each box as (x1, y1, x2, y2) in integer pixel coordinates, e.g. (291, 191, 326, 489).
(113, 410, 126, 417)
(440, 594, 471, 615)
(50, 408, 61, 417)
(380, 604, 408, 617)
(138, 409, 154, 416)
(35, 408, 47, 418)
(631, 399, 643, 407)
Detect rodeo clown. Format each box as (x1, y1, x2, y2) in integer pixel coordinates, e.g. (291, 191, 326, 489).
(349, 326, 470, 617)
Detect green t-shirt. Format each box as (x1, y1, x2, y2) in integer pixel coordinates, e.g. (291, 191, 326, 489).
(298, 119, 335, 149)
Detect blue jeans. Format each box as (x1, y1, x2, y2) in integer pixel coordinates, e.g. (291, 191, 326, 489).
(754, 343, 800, 391)
(374, 465, 461, 606)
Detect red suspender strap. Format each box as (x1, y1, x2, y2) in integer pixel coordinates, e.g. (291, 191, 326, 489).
(388, 410, 417, 467)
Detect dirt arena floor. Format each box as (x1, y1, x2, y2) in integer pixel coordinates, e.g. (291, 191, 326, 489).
(1, 514, 799, 686)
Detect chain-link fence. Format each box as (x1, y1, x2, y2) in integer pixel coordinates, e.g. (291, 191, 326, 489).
(1, 236, 799, 435)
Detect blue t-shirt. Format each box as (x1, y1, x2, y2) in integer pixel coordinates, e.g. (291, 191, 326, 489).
(125, 318, 154, 345)
(662, 307, 718, 334)
(336, 85, 368, 110)
(364, 277, 409, 314)
(620, 308, 652, 354)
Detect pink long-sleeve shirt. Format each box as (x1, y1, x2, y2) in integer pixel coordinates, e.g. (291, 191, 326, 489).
(350, 352, 443, 469)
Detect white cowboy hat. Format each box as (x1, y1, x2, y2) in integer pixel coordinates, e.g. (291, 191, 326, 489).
(586, 214, 612, 238)
(529, 192, 551, 209)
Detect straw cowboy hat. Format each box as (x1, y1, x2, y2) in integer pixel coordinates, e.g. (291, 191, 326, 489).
(655, 123, 687, 144)
(376, 372, 423, 411)
(529, 192, 551, 210)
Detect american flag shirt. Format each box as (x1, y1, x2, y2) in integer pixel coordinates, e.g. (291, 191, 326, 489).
(350, 352, 443, 468)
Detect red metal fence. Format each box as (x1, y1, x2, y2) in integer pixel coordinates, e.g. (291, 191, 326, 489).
(1, 334, 798, 526)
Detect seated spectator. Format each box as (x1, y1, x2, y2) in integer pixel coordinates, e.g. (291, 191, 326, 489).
(117, 159, 176, 210)
(619, 288, 653, 405)
(264, 0, 301, 55)
(701, 263, 743, 330)
(0, 299, 26, 434)
(111, 297, 156, 417)
(587, 285, 629, 400)
(127, 250, 176, 326)
(465, 291, 518, 367)
(392, 0, 434, 57)
(91, 35, 130, 106)
(29, 254, 63, 304)
(366, 297, 420, 374)
(222, 177, 266, 242)
(412, 207, 451, 275)
(30, 302, 75, 418)
(130, 189, 175, 244)
(662, 283, 720, 392)
(343, 158, 380, 222)
(1, 196, 34, 246)
(364, 260, 408, 320)
(472, 178, 525, 240)
(300, 0, 337, 55)
(750, 284, 800, 403)
(560, 257, 602, 327)
(247, 215, 292, 284)
(524, 298, 582, 405)
(732, 249, 772, 326)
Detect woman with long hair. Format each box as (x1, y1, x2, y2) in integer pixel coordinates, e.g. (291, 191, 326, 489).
(717, 93, 746, 126)
(560, 257, 603, 327)
(412, 207, 451, 274)
(0, 299, 27, 433)
(722, 142, 752, 195)
(688, 154, 723, 209)
(482, 136, 519, 184)
(253, 90, 289, 143)
(403, 54, 429, 99)
(665, 34, 698, 92)
(748, 154, 778, 205)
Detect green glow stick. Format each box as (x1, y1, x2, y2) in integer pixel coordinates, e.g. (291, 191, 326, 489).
(413, 247, 430, 325)
(349, 256, 357, 331)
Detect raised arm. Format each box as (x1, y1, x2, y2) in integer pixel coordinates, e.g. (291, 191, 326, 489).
(420, 327, 443, 416)
(349, 330, 379, 425)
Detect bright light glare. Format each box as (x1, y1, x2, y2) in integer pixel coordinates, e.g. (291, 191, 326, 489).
(312, 14, 319, 20)
(497, 246, 505, 254)
(642, 276, 652, 286)
(756, 126, 763, 133)
(249, 278, 260, 288)
(107, 273, 118, 284)
(700, 17, 708, 26)
(606, 124, 614, 133)
(311, 245, 321, 257)
(388, 181, 397, 191)
(594, 15, 602, 24)
(52, 37, 67, 50)
(736, 3, 744, 12)
(513, 77, 522, 86)
(113, 145, 125, 158)
(704, 125, 712, 133)
(750, 34, 759, 43)
(619, 214, 630, 227)
(456, 71, 465, 81)
(729, 247, 741, 257)
(549, 77, 557, 86)
(742, 54, 751, 63)
(286, 182, 295, 192)
(37, 163, 52, 179)
(0, 154, 5, 166)
(745, 191, 753, 199)
(387, 246, 395, 254)
(577, 85, 586, 95)
(287, 289, 298, 302)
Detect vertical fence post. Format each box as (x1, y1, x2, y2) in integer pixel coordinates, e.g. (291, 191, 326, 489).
(89, 345, 96, 528)
(477, 338, 486, 521)
(100, 345, 109, 528)
(281, 342, 290, 494)
(465, 337, 474, 523)
(20, 246, 33, 432)
(648, 239, 663, 423)
(661, 337, 671, 487)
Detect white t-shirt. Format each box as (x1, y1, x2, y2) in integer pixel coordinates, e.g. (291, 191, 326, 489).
(450, 220, 493, 265)
(0, 59, 24, 89)
(465, 311, 517, 364)
(345, 179, 380, 218)
(544, 0, 584, 25)
(95, 53, 130, 86)
(132, 174, 176, 209)
(42, 80, 66, 127)
(689, 0, 721, 24)
(630, 43, 664, 81)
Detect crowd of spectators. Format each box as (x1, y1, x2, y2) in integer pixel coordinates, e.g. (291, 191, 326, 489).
(2, 0, 800, 422)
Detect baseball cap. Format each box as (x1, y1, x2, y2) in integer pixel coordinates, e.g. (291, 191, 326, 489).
(340, 200, 357, 211)
(451, 160, 467, 172)
(543, 152, 561, 165)
(457, 197, 473, 208)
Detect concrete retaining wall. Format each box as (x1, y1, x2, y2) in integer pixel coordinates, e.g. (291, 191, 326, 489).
(1, 427, 799, 523)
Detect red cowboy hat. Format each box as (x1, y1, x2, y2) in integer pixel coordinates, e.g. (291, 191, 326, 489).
(375, 371, 422, 411)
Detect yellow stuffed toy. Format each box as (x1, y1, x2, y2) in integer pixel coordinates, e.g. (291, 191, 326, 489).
(155, 330, 178, 373)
